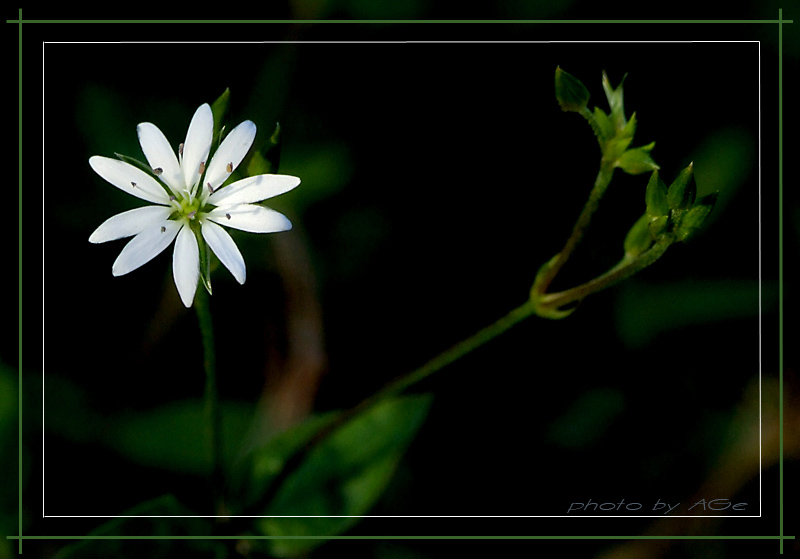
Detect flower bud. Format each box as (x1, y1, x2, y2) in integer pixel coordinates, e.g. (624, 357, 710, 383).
(675, 191, 718, 242)
(645, 170, 670, 219)
(555, 66, 590, 113)
(667, 162, 696, 210)
(624, 214, 654, 258)
(602, 71, 627, 130)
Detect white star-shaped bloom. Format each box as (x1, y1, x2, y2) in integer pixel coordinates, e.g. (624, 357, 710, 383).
(89, 103, 300, 307)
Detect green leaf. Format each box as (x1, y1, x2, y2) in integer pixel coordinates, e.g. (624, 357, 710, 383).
(615, 280, 772, 348)
(546, 388, 626, 449)
(256, 394, 432, 557)
(675, 191, 718, 242)
(616, 142, 659, 175)
(103, 400, 256, 476)
(210, 87, 230, 146)
(667, 162, 696, 210)
(555, 66, 590, 113)
(645, 170, 670, 218)
(624, 214, 654, 258)
(232, 412, 339, 511)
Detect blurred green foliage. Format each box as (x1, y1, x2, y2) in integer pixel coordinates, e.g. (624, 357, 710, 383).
(0, 365, 18, 559)
(256, 395, 432, 556)
(53, 495, 216, 559)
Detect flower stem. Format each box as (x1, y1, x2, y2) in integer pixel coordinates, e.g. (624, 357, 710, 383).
(533, 237, 673, 315)
(371, 300, 536, 402)
(534, 159, 616, 294)
(319, 300, 537, 442)
(194, 287, 224, 514)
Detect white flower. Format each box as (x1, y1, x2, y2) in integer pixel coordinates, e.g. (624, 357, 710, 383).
(89, 103, 300, 307)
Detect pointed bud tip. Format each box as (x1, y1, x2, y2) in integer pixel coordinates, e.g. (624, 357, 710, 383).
(555, 67, 590, 113)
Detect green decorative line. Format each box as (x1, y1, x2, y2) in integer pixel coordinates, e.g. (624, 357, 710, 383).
(12, 11, 794, 555)
(778, 9, 785, 556)
(6, 535, 798, 541)
(16, 8, 22, 556)
(4, 18, 795, 24)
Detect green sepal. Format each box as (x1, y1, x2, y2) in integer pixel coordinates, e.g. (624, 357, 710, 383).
(210, 88, 231, 147)
(197, 230, 213, 295)
(265, 122, 282, 173)
(246, 123, 282, 176)
(667, 162, 696, 210)
(555, 66, 591, 113)
(602, 71, 627, 131)
(531, 297, 580, 320)
(114, 152, 174, 197)
(674, 191, 718, 242)
(645, 170, 670, 218)
(620, 111, 637, 140)
(605, 135, 635, 162)
(531, 253, 558, 292)
(616, 142, 659, 175)
(530, 254, 580, 320)
(623, 213, 654, 258)
(648, 215, 669, 239)
(593, 107, 615, 143)
(114, 152, 155, 175)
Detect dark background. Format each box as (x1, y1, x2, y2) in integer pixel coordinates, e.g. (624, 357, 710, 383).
(6, 4, 797, 559)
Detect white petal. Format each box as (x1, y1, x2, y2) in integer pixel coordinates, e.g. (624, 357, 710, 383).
(173, 225, 200, 307)
(204, 120, 256, 191)
(182, 104, 213, 191)
(206, 204, 292, 233)
(207, 174, 300, 206)
(112, 220, 182, 276)
(89, 205, 174, 243)
(201, 220, 246, 284)
(89, 156, 172, 204)
(137, 122, 183, 195)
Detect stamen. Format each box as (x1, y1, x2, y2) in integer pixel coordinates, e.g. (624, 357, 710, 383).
(199, 161, 205, 175)
(169, 195, 177, 201)
(130, 181, 137, 188)
(225, 213, 232, 220)
(207, 183, 214, 194)
(226, 162, 233, 173)
(188, 211, 197, 220)
(160, 226, 166, 233)
(178, 143, 184, 157)
(153, 167, 163, 176)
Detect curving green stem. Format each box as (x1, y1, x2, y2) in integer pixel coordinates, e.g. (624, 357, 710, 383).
(533, 158, 616, 295)
(239, 299, 537, 519)
(533, 237, 673, 316)
(194, 287, 224, 514)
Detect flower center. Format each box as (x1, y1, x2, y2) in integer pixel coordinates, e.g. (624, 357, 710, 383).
(174, 192, 203, 221)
